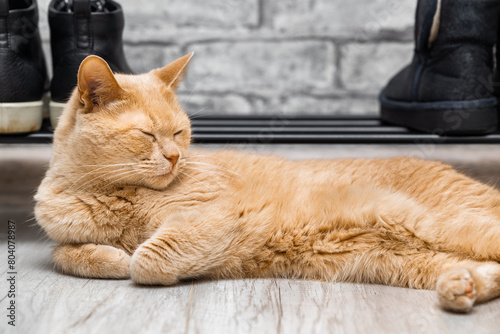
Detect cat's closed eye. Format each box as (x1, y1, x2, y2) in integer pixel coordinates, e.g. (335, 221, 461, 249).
(138, 129, 156, 141)
(174, 130, 183, 137)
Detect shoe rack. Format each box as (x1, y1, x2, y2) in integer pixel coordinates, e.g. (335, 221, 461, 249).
(1, 115, 500, 144)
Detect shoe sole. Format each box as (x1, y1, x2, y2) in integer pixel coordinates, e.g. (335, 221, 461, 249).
(0, 100, 45, 134)
(49, 101, 66, 129)
(379, 93, 498, 135)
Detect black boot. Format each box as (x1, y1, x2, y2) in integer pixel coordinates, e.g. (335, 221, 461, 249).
(379, 0, 500, 135)
(495, 21, 500, 112)
(48, 0, 132, 128)
(0, 0, 48, 133)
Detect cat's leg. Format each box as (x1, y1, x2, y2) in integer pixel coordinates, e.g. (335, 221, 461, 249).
(426, 170, 500, 261)
(353, 249, 500, 313)
(361, 191, 500, 312)
(377, 191, 500, 262)
(129, 229, 189, 285)
(53, 244, 131, 279)
(416, 212, 500, 262)
(129, 212, 261, 285)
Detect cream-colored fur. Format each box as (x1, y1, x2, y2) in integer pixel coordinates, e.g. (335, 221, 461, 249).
(429, 0, 441, 46)
(35, 54, 500, 313)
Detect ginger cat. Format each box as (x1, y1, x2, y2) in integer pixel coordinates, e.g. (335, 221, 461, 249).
(35, 54, 500, 313)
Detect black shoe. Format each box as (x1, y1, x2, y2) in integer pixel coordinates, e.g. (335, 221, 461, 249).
(0, 0, 48, 134)
(48, 0, 132, 128)
(379, 0, 499, 135)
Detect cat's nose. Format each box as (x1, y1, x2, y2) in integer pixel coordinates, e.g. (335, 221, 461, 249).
(160, 142, 180, 168)
(165, 152, 179, 167)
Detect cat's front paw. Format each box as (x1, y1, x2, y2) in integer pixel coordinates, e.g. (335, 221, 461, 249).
(437, 268, 476, 313)
(53, 244, 131, 279)
(130, 244, 178, 286)
(93, 245, 131, 279)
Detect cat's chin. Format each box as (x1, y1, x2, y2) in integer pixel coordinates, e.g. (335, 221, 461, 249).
(141, 172, 178, 190)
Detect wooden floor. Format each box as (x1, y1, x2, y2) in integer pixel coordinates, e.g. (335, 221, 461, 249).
(1, 144, 500, 334)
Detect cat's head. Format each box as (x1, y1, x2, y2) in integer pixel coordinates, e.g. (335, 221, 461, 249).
(52, 53, 194, 191)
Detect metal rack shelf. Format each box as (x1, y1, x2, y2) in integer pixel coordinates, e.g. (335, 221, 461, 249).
(1, 116, 500, 144)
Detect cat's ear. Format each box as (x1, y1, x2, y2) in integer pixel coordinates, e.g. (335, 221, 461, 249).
(153, 52, 194, 90)
(77, 55, 124, 110)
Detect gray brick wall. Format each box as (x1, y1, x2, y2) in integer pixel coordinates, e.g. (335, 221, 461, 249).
(37, 0, 417, 116)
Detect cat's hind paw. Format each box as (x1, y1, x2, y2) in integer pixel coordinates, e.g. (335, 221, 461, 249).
(437, 268, 476, 313)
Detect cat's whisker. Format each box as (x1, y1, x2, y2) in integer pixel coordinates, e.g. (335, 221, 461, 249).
(72, 163, 137, 167)
(25, 215, 37, 224)
(100, 171, 138, 189)
(177, 73, 212, 118)
(184, 161, 228, 171)
(158, 193, 200, 204)
(185, 154, 231, 165)
(184, 155, 228, 168)
(185, 161, 241, 177)
(187, 106, 209, 119)
(60, 163, 138, 168)
(183, 165, 237, 182)
(176, 90, 196, 117)
(67, 165, 135, 191)
(183, 166, 229, 180)
(65, 169, 132, 187)
(183, 167, 229, 190)
(70, 167, 135, 192)
(94, 169, 140, 193)
(179, 171, 216, 192)
(173, 173, 189, 188)
(69, 171, 113, 192)
(62, 165, 140, 182)
(68, 165, 133, 182)
(187, 113, 207, 120)
(135, 173, 151, 188)
(184, 157, 240, 176)
(137, 162, 161, 169)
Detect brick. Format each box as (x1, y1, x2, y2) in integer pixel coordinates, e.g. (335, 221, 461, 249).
(121, 45, 186, 74)
(259, 96, 378, 115)
(185, 41, 336, 93)
(123, 0, 259, 39)
(340, 42, 413, 93)
(265, 0, 415, 37)
(178, 94, 253, 115)
(123, 45, 167, 74)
